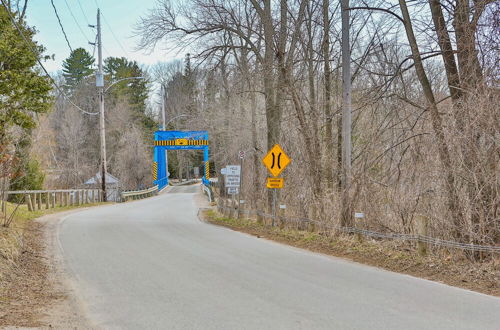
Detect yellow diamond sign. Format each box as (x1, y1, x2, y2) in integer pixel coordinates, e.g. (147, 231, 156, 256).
(262, 144, 291, 177)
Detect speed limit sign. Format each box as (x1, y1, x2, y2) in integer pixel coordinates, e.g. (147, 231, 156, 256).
(239, 150, 245, 159)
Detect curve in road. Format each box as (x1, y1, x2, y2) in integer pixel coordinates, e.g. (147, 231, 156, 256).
(58, 184, 500, 329)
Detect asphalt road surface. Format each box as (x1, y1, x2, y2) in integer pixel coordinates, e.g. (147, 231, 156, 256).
(59, 184, 500, 329)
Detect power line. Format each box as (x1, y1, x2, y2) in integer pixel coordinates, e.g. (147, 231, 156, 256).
(101, 12, 130, 57)
(0, 0, 98, 116)
(63, 0, 91, 42)
(76, 0, 90, 25)
(50, 0, 73, 52)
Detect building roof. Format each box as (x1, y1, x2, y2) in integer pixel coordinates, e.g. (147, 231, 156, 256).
(84, 172, 120, 185)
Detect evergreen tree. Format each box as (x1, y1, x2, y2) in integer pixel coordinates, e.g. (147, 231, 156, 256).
(62, 48, 95, 90)
(0, 6, 51, 191)
(104, 57, 154, 131)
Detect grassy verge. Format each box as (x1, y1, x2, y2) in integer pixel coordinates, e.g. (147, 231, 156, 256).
(203, 209, 499, 296)
(0, 201, 107, 286)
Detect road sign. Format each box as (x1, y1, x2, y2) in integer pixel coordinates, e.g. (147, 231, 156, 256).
(221, 168, 227, 175)
(239, 150, 245, 159)
(262, 144, 291, 177)
(227, 187, 239, 195)
(225, 174, 240, 187)
(175, 138, 188, 146)
(266, 177, 284, 189)
(226, 165, 241, 176)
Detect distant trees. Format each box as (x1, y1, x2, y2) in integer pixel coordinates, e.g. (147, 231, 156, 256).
(34, 53, 155, 191)
(62, 48, 95, 91)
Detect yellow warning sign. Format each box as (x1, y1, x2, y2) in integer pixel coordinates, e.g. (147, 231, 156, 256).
(262, 144, 291, 177)
(175, 138, 188, 146)
(266, 177, 284, 189)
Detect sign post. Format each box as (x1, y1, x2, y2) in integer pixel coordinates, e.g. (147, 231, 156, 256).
(224, 165, 241, 215)
(262, 144, 291, 226)
(238, 151, 245, 218)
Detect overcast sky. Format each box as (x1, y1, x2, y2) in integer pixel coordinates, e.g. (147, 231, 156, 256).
(26, 0, 182, 73)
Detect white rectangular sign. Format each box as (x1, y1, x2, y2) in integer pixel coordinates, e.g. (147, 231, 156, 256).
(225, 174, 240, 187)
(226, 165, 241, 176)
(227, 187, 239, 195)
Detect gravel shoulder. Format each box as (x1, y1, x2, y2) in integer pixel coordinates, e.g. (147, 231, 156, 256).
(0, 208, 100, 329)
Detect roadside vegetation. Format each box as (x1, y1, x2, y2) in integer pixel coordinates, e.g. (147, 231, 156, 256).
(137, 0, 499, 263)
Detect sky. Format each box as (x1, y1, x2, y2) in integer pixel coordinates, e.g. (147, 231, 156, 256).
(26, 0, 183, 73)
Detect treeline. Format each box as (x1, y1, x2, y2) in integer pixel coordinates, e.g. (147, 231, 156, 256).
(0, 2, 157, 194)
(34, 48, 156, 190)
(138, 0, 499, 253)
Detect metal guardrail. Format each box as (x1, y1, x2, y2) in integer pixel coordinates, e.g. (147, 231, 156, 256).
(202, 184, 213, 203)
(1, 188, 102, 212)
(217, 202, 500, 254)
(121, 185, 158, 201)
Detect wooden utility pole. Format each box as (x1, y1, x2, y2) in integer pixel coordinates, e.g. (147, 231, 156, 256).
(161, 85, 166, 130)
(341, 0, 352, 226)
(96, 9, 107, 202)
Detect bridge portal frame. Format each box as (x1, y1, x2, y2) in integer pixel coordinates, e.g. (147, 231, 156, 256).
(153, 130, 209, 190)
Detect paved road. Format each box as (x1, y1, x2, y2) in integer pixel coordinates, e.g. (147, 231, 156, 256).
(59, 185, 500, 329)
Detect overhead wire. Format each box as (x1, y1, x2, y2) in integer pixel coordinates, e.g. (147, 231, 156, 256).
(50, 0, 73, 52)
(101, 12, 130, 57)
(0, 0, 99, 116)
(76, 0, 90, 25)
(63, 0, 91, 42)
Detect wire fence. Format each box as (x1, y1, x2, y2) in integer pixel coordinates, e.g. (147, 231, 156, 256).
(218, 203, 500, 254)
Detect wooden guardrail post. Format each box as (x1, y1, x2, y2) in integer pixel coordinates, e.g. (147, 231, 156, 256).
(36, 193, 41, 210)
(237, 200, 244, 219)
(1, 193, 6, 213)
(218, 198, 224, 213)
(26, 193, 33, 211)
(45, 192, 49, 209)
(279, 205, 286, 229)
(256, 207, 263, 224)
(416, 215, 429, 256)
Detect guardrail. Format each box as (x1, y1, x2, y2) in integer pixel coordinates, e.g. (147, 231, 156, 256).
(217, 199, 500, 254)
(202, 184, 213, 203)
(121, 185, 158, 202)
(1, 189, 102, 212)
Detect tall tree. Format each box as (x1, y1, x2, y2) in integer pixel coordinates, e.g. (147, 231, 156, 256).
(62, 47, 95, 91)
(104, 56, 152, 130)
(0, 5, 52, 190)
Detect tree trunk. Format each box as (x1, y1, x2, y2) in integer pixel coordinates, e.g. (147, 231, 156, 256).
(399, 0, 464, 239)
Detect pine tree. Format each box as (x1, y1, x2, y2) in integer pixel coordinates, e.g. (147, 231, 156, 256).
(62, 48, 95, 90)
(0, 6, 52, 191)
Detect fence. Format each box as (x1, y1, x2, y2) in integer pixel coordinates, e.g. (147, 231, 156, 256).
(1, 189, 103, 213)
(217, 198, 500, 254)
(121, 185, 158, 202)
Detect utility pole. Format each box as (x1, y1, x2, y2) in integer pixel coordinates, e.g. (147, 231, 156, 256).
(341, 0, 352, 226)
(161, 85, 166, 130)
(96, 9, 107, 202)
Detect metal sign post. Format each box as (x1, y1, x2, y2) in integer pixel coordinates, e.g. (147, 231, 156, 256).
(238, 151, 244, 218)
(262, 144, 291, 226)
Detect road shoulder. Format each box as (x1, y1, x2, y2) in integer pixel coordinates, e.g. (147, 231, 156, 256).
(0, 207, 101, 329)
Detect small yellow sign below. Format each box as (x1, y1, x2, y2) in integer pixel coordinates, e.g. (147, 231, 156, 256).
(262, 144, 291, 177)
(267, 177, 284, 189)
(175, 138, 188, 146)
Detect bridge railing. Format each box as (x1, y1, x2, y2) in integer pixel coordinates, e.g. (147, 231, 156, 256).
(1, 189, 102, 212)
(121, 185, 158, 202)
